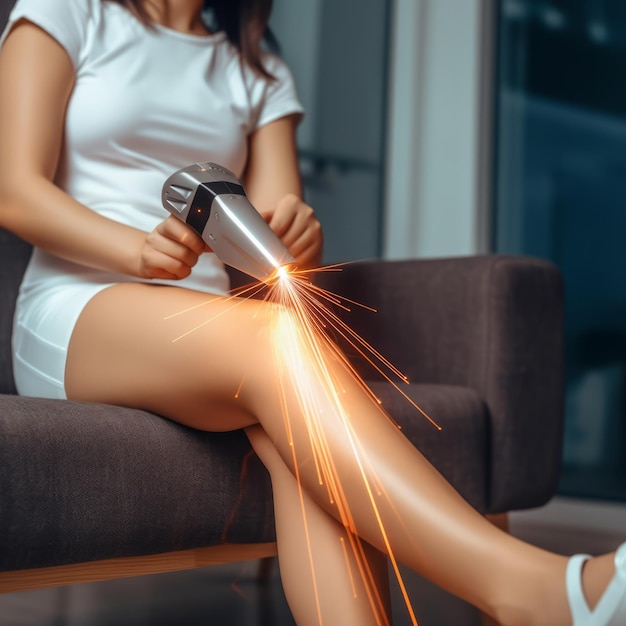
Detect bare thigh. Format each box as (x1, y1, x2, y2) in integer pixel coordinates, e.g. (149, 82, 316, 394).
(65, 282, 274, 431)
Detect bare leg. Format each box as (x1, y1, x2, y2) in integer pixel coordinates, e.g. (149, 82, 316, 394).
(481, 515, 509, 626)
(66, 283, 616, 626)
(247, 425, 391, 626)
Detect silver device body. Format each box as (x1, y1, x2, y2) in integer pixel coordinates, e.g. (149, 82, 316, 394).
(161, 162, 296, 282)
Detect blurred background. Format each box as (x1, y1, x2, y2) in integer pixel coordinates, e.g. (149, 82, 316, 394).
(493, 0, 626, 502)
(275, 0, 626, 505)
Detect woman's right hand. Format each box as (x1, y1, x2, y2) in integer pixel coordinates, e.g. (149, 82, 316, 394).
(138, 216, 208, 280)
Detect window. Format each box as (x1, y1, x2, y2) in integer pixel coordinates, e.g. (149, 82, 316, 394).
(494, 0, 626, 501)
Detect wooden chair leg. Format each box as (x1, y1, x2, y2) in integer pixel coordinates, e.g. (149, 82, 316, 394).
(256, 556, 276, 585)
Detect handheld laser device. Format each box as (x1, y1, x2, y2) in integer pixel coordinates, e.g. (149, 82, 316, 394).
(161, 162, 296, 282)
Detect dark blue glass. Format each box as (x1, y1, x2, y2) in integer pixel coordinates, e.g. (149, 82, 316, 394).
(494, 0, 626, 501)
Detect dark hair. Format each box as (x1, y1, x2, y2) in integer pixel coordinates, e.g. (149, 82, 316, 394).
(109, 0, 276, 79)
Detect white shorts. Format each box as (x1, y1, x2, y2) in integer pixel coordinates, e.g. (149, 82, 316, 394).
(12, 280, 114, 400)
(12, 249, 230, 400)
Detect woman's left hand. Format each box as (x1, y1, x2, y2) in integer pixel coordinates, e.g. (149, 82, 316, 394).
(260, 194, 323, 269)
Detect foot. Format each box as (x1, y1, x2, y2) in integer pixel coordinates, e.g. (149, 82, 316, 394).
(567, 543, 626, 625)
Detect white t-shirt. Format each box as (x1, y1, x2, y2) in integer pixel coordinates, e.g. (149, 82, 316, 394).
(3, 0, 303, 296)
(2, 0, 304, 398)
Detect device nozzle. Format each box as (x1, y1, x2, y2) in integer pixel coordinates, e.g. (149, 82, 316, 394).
(161, 162, 297, 282)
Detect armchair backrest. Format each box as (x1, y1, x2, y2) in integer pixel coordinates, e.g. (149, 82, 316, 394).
(0, 228, 32, 394)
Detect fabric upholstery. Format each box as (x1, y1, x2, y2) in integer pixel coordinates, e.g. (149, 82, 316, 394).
(0, 384, 487, 571)
(0, 227, 565, 572)
(0, 229, 30, 394)
(0, 395, 274, 571)
(317, 256, 565, 511)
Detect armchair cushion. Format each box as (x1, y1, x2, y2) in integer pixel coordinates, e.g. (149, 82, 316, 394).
(0, 395, 273, 571)
(0, 383, 487, 572)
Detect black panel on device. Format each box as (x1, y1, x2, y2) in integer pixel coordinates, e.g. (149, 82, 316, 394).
(186, 182, 246, 235)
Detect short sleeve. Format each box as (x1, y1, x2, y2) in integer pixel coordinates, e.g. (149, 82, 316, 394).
(252, 53, 305, 130)
(0, 0, 93, 68)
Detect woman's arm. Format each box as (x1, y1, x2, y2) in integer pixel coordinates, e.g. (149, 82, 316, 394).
(243, 114, 323, 269)
(0, 21, 204, 280)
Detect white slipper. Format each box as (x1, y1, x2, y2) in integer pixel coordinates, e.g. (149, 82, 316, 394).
(567, 542, 626, 625)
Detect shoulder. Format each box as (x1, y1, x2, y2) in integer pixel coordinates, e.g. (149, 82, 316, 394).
(227, 50, 299, 99)
(239, 52, 304, 130)
(261, 52, 296, 83)
(2, 0, 103, 66)
(6, 0, 99, 25)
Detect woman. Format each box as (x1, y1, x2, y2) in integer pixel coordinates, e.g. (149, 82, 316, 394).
(0, 1, 624, 624)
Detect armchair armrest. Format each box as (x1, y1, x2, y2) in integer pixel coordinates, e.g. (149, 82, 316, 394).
(318, 255, 565, 512)
(0, 229, 32, 394)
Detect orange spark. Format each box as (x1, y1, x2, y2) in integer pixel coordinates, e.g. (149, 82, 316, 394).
(167, 263, 439, 625)
(265, 271, 419, 625)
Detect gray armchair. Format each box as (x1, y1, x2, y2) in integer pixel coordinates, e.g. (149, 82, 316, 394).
(0, 227, 564, 593)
